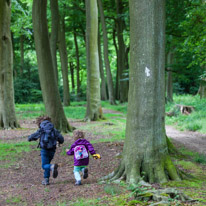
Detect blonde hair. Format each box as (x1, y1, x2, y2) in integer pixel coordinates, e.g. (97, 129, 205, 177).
(73, 130, 85, 141)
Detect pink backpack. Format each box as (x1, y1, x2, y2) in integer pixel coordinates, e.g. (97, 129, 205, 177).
(74, 145, 89, 160)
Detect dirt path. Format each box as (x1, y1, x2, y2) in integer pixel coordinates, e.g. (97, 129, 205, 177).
(0, 113, 206, 205)
(166, 125, 206, 156)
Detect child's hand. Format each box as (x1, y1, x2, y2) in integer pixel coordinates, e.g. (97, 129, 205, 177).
(92, 154, 101, 159)
(65, 149, 69, 153)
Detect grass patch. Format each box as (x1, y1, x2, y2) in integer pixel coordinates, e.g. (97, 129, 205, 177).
(6, 195, 23, 204)
(166, 94, 206, 132)
(0, 141, 35, 168)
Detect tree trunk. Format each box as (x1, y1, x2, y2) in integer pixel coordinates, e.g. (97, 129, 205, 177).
(69, 62, 75, 92)
(98, 24, 108, 101)
(20, 34, 24, 75)
(107, 0, 180, 184)
(198, 66, 206, 99)
(113, 27, 120, 100)
(85, 0, 103, 121)
(116, 0, 128, 103)
(73, 29, 81, 100)
(0, 0, 19, 129)
(167, 51, 173, 102)
(98, 0, 116, 105)
(58, 16, 70, 106)
(49, 0, 59, 84)
(32, 0, 72, 132)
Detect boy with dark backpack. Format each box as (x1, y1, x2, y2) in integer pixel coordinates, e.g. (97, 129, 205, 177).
(66, 130, 101, 185)
(28, 116, 64, 185)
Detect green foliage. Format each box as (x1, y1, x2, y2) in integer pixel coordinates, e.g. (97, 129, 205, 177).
(14, 78, 42, 103)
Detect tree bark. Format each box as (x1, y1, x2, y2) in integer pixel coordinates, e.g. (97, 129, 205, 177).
(198, 66, 206, 98)
(49, 0, 59, 84)
(166, 51, 173, 102)
(32, 0, 72, 132)
(0, 0, 19, 129)
(113, 27, 120, 100)
(73, 29, 81, 100)
(98, 24, 108, 101)
(116, 0, 128, 103)
(85, 0, 103, 121)
(58, 16, 70, 106)
(107, 0, 180, 184)
(98, 0, 116, 105)
(69, 62, 75, 92)
(20, 34, 24, 75)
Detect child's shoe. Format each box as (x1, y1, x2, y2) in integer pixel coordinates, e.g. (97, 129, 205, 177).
(42, 178, 49, 185)
(75, 180, 82, 186)
(51, 164, 58, 178)
(83, 168, 88, 179)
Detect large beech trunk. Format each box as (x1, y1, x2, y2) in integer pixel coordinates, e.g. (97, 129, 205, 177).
(98, 0, 116, 105)
(32, 0, 72, 132)
(0, 0, 19, 129)
(85, 0, 103, 121)
(107, 0, 180, 184)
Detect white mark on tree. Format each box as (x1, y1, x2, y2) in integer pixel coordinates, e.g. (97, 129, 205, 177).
(145, 67, 150, 77)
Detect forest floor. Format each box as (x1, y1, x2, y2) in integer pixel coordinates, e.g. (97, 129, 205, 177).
(0, 108, 206, 206)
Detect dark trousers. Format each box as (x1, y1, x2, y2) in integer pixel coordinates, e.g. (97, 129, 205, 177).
(40, 149, 55, 178)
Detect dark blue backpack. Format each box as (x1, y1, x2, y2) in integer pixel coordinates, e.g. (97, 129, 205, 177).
(39, 120, 57, 149)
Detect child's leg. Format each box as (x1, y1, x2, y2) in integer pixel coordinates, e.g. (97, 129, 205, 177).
(81, 167, 88, 179)
(73, 166, 81, 182)
(41, 149, 55, 178)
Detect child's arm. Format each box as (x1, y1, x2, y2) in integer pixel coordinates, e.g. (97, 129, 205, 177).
(28, 130, 41, 142)
(85, 140, 101, 159)
(65, 145, 74, 155)
(55, 129, 64, 144)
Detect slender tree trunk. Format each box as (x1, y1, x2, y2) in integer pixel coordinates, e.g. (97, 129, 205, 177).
(98, 24, 108, 100)
(73, 29, 81, 100)
(98, 0, 116, 105)
(198, 65, 206, 99)
(113, 27, 120, 100)
(116, 0, 128, 103)
(20, 34, 24, 75)
(85, 0, 103, 121)
(0, 0, 19, 129)
(58, 16, 70, 106)
(69, 62, 75, 92)
(32, 0, 72, 132)
(49, 0, 59, 84)
(106, 0, 180, 184)
(167, 51, 173, 102)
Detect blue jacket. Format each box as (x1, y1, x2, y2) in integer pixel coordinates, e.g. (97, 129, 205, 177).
(28, 121, 64, 150)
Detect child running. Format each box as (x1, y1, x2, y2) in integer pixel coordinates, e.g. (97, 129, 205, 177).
(28, 116, 64, 185)
(66, 130, 101, 185)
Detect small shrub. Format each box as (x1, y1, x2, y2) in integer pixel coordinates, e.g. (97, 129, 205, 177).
(104, 184, 122, 195)
(194, 154, 206, 164)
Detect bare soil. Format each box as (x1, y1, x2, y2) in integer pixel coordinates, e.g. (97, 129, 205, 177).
(0, 110, 205, 206)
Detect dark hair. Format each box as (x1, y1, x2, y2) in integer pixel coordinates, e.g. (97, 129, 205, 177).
(36, 115, 52, 127)
(73, 130, 85, 141)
